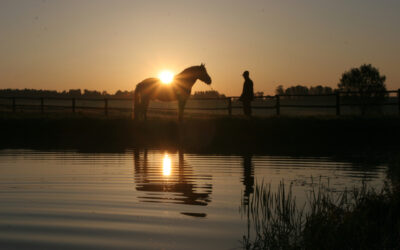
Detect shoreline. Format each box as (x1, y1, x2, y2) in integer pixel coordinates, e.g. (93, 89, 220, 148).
(1, 115, 399, 155)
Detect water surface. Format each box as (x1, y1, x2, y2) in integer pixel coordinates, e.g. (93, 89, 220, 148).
(0, 149, 388, 249)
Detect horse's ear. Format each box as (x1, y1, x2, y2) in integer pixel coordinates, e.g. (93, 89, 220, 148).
(201, 63, 205, 67)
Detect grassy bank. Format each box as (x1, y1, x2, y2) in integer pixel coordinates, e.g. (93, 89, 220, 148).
(0, 115, 399, 153)
(241, 180, 400, 249)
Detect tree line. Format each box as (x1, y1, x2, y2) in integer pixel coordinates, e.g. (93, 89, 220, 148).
(0, 88, 227, 99)
(275, 85, 334, 96)
(275, 64, 387, 97)
(0, 89, 135, 98)
(0, 64, 389, 100)
(273, 64, 388, 114)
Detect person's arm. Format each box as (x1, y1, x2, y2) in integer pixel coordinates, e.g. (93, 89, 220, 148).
(250, 81, 254, 99)
(239, 82, 246, 100)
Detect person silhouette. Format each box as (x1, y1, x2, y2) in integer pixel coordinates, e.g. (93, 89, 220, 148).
(242, 154, 254, 206)
(239, 71, 254, 117)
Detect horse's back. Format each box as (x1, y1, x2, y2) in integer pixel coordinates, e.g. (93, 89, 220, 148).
(135, 78, 178, 102)
(136, 78, 159, 88)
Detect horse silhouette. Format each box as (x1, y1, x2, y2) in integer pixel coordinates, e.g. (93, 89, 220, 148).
(134, 64, 212, 121)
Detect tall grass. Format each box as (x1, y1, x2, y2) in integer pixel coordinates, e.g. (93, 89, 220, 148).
(241, 181, 303, 249)
(241, 179, 400, 249)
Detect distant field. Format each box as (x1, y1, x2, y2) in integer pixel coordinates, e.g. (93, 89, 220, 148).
(0, 94, 398, 118)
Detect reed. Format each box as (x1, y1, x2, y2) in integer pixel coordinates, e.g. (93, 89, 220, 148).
(241, 179, 400, 249)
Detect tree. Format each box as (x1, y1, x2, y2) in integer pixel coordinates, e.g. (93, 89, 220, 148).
(192, 90, 226, 99)
(275, 84, 334, 99)
(338, 64, 386, 93)
(275, 85, 285, 95)
(83, 89, 102, 98)
(114, 90, 134, 98)
(309, 85, 333, 95)
(68, 89, 82, 97)
(284, 85, 309, 99)
(338, 64, 387, 115)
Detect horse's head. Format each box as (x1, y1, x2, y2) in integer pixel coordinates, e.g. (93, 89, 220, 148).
(198, 63, 212, 85)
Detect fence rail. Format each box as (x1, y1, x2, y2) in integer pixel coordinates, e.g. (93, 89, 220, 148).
(1, 89, 399, 117)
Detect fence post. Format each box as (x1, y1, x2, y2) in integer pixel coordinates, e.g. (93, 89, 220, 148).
(104, 98, 108, 116)
(336, 92, 341, 116)
(227, 97, 232, 116)
(12, 97, 16, 113)
(40, 97, 44, 114)
(72, 98, 76, 113)
(275, 95, 280, 115)
(398, 89, 400, 116)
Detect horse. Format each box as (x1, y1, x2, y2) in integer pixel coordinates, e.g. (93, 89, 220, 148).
(134, 64, 212, 121)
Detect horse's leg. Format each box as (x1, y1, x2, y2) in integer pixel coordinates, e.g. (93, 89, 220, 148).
(135, 103, 144, 121)
(134, 103, 140, 120)
(178, 99, 187, 122)
(143, 99, 150, 121)
(134, 84, 142, 121)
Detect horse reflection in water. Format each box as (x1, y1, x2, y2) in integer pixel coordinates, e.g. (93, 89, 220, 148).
(133, 149, 212, 212)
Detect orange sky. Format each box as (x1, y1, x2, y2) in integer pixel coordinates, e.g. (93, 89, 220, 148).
(0, 0, 399, 95)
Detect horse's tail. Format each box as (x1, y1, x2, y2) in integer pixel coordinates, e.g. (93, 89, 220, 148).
(134, 83, 142, 120)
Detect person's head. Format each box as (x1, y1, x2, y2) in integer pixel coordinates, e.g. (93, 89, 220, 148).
(242, 71, 249, 78)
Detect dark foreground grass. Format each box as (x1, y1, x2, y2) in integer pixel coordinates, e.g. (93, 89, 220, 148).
(241, 180, 400, 250)
(0, 114, 400, 153)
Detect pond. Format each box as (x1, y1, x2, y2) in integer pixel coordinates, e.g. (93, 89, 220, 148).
(0, 149, 389, 249)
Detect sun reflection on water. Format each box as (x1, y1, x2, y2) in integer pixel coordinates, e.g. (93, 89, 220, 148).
(162, 154, 172, 176)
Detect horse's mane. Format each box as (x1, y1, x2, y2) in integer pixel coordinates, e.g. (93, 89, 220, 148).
(176, 65, 201, 78)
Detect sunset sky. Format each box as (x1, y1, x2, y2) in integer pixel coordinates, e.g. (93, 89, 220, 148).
(0, 0, 399, 96)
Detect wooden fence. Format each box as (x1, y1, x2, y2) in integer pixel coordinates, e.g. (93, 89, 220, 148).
(1, 89, 399, 117)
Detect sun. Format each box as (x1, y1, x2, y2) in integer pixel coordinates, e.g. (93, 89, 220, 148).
(158, 70, 174, 84)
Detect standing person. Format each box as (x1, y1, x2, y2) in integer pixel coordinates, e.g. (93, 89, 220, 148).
(239, 70, 254, 117)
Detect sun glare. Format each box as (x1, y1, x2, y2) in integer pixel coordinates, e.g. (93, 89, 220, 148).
(162, 154, 172, 176)
(159, 70, 174, 84)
